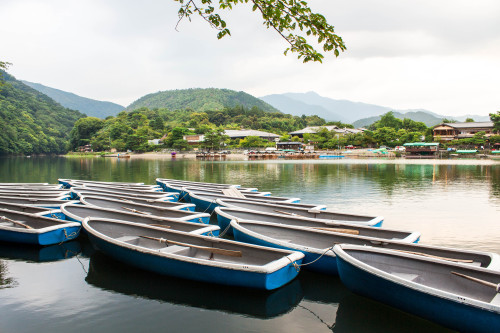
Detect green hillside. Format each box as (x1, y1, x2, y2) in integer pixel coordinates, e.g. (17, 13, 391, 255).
(22, 81, 124, 119)
(127, 88, 280, 113)
(0, 71, 85, 154)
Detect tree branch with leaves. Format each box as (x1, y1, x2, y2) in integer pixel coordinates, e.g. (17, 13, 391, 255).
(174, 0, 345, 62)
(0, 61, 12, 88)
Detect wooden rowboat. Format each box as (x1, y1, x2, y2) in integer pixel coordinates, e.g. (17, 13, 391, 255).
(83, 218, 304, 290)
(0, 208, 81, 245)
(334, 244, 500, 332)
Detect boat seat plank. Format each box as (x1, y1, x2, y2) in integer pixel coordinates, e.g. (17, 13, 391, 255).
(276, 239, 291, 243)
(116, 236, 140, 243)
(391, 272, 419, 281)
(491, 293, 500, 306)
(158, 245, 188, 254)
(221, 188, 246, 198)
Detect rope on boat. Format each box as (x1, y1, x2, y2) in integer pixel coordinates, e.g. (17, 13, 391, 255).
(58, 227, 81, 245)
(217, 220, 233, 238)
(201, 199, 217, 214)
(287, 246, 336, 271)
(178, 191, 190, 202)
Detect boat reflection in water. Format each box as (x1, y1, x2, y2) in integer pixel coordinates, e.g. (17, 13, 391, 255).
(85, 252, 304, 319)
(333, 293, 451, 332)
(292, 271, 450, 332)
(0, 240, 81, 263)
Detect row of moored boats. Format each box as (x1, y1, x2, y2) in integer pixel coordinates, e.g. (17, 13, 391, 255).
(0, 179, 498, 331)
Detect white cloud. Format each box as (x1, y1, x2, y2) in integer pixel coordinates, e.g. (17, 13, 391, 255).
(1, 0, 499, 117)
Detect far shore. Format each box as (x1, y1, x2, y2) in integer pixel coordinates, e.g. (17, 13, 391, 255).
(60, 150, 500, 165)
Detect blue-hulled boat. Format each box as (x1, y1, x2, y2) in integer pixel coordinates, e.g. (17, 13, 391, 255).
(334, 244, 500, 332)
(215, 207, 398, 236)
(0, 201, 66, 219)
(61, 203, 219, 236)
(0, 196, 79, 209)
(182, 187, 274, 200)
(67, 180, 161, 191)
(0, 192, 71, 200)
(58, 179, 145, 188)
(68, 185, 164, 199)
(156, 178, 249, 191)
(70, 187, 178, 201)
(188, 191, 303, 213)
(83, 218, 304, 290)
(0, 184, 63, 190)
(0, 209, 81, 245)
(215, 202, 383, 231)
(230, 220, 420, 275)
(79, 195, 210, 223)
(72, 190, 186, 209)
(0, 182, 51, 187)
(0, 240, 82, 262)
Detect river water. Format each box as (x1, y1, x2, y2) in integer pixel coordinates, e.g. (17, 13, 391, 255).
(0, 156, 499, 332)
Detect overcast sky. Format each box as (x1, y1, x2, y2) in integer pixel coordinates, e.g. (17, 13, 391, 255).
(1, 0, 499, 117)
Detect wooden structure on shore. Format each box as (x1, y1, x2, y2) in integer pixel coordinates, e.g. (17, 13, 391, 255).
(403, 143, 439, 159)
(196, 152, 227, 159)
(247, 152, 320, 160)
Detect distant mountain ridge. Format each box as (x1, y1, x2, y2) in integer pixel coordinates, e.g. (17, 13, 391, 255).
(259, 94, 348, 122)
(1, 71, 84, 154)
(22, 81, 124, 119)
(127, 88, 280, 113)
(260, 91, 491, 126)
(352, 111, 445, 128)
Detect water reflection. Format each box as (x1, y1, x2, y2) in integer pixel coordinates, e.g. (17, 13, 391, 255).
(85, 252, 303, 319)
(333, 293, 452, 332)
(1, 157, 498, 201)
(0, 241, 81, 263)
(0, 260, 16, 289)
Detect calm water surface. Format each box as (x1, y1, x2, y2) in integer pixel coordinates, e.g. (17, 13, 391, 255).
(1, 156, 499, 332)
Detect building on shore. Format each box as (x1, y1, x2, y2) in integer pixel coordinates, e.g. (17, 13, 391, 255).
(276, 142, 304, 150)
(433, 122, 496, 142)
(183, 129, 280, 146)
(223, 129, 280, 141)
(403, 142, 439, 158)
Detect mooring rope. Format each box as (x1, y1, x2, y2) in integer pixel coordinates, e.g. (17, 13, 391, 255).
(286, 246, 336, 272)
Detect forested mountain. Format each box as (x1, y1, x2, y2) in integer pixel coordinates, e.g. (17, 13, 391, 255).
(353, 111, 446, 128)
(127, 88, 279, 113)
(0, 71, 85, 154)
(22, 81, 124, 118)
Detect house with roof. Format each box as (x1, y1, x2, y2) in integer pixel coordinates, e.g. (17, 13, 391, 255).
(223, 129, 280, 141)
(433, 122, 496, 141)
(183, 129, 280, 146)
